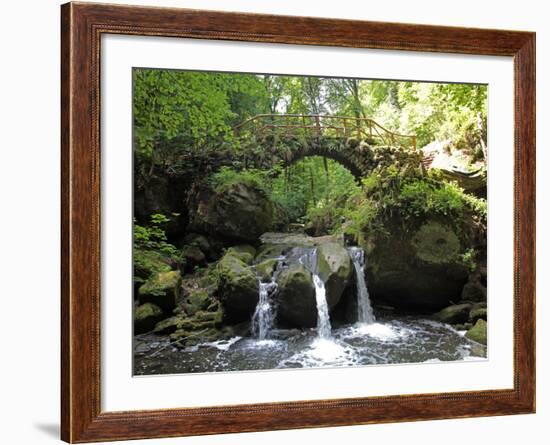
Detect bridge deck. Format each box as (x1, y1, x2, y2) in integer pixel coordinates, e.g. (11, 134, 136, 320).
(234, 114, 416, 150)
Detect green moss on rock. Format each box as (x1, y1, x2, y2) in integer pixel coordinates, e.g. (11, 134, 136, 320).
(138, 270, 181, 312)
(255, 259, 278, 282)
(412, 221, 460, 264)
(276, 264, 316, 328)
(134, 303, 164, 334)
(225, 245, 256, 265)
(316, 242, 353, 308)
(216, 251, 259, 321)
(432, 303, 472, 324)
(465, 319, 487, 345)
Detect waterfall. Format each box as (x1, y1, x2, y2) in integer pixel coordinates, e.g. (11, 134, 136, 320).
(348, 247, 376, 324)
(252, 280, 277, 340)
(312, 274, 332, 339)
(298, 248, 332, 339)
(252, 256, 285, 340)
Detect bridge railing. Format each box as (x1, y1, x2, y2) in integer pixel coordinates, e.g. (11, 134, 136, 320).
(233, 114, 416, 150)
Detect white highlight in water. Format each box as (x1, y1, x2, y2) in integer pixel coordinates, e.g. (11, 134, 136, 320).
(252, 280, 277, 340)
(348, 247, 376, 325)
(312, 274, 332, 339)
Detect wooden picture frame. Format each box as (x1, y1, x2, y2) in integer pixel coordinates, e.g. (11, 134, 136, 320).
(61, 2, 535, 442)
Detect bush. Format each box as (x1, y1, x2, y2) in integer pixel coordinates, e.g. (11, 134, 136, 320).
(207, 166, 270, 193)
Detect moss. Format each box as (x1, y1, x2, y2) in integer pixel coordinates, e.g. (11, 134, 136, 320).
(412, 221, 460, 264)
(469, 307, 487, 323)
(432, 303, 471, 324)
(316, 242, 353, 308)
(465, 319, 487, 345)
(138, 270, 181, 312)
(182, 289, 210, 316)
(134, 303, 164, 334)
(225, 245, 256, 265)
(133, 249, 172, 290)
(255, 259, 277, 281)
(255, 243, 292, 262)
(216, 252, 259, 320)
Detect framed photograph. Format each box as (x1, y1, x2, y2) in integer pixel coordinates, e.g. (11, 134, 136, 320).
(61, 2, 535, 442)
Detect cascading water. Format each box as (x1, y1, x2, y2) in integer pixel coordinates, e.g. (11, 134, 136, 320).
(251, 280, 277, 340)
(298, 248, 332, 339)
(312, 274, 332, 339)
(251, 256, 285, 340)
(348, 247, 376, 324)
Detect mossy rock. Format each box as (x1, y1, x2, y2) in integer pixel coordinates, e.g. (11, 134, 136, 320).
(469, 307, 487, 323)
(182, 289, 211, 316)
(432, 303, 472, 324)
(138, 270, 181, 312)
(181, 245, 206, 271)
(412, 221, 460, 264)
(134, 303, 164, 334)
(216, 252, 259, 322)
(255, 243, 292, 263)
(461, 279, 487, 302)
(154, 308, 223, 336)
(133, 249, 172, 280)
(366, 219, 469, 311)
(169, 327, 223, 346)
(465, 319, 487, 345)
(276, 264, 316, 328)
(316, 242, 352, 308)
(255, 259, 278, 282)
(133, 249, 172, 295)
(225, 245, 256, 265)
(187, 183, 274, 242)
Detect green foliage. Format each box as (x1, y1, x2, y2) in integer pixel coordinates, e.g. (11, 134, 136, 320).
(206, 166, 270, 194)
(134, 213, 179, 258)
(133, 68, 269, 164)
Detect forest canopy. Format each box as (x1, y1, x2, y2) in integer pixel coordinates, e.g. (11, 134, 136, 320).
(133, 69, 487, 167)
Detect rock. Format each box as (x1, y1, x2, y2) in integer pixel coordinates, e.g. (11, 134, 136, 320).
(181, 245, 206, 271)
(255, 259, 278, 282)
(466, 319, 487, 345)
(276, 264, 317, 328)
(138, 270, 182, 312)
(155, 309, 223, 337)
(153, 316, 181, 335)
(134, 303, 164, 334)
(432, 303, 472, 324)
(316, 242, 353, 308)
(366, 220, 469, 311)
(255, 243, 293, 263)
(187, 183, 274, 242)
(133, 249, 172, 296)
(216, 251, 259, 322)
(469, 307, 487, 323)
(225, 245, 256, 265)
(182, 289, 212, 316)
(461, 276, 487, 302)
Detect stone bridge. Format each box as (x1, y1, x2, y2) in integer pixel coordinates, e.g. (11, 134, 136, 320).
(233, 114, 422, 180)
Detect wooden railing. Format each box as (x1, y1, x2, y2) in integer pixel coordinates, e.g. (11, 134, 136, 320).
(234, 114, 416, 150)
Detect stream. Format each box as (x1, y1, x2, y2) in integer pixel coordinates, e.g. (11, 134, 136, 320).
(134, 317, 486, 375)
(134, 244, 486, 376)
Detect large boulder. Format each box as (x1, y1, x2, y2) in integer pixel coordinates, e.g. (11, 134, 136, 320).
(138, 270, 182, 312)
(276, 264, 317, 328)
(366, 220, 469, 311)
(316, 242, 353, 308)
(216, 250, 259, 322)
(134, 303, 164, 334)
(188, 183, 274, 242)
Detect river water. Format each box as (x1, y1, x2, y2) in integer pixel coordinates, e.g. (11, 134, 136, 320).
(134, 317, 486, 375)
